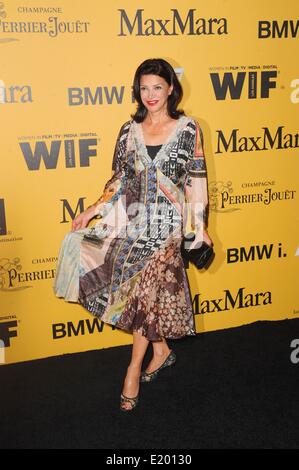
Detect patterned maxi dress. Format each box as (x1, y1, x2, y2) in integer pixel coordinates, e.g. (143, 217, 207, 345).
(53, 115, 209, 342)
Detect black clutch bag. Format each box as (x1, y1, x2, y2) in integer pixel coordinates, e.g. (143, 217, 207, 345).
(181, 232, 214, 269)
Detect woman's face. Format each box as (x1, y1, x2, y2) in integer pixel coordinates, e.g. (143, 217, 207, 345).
(139, 74, 173, 114)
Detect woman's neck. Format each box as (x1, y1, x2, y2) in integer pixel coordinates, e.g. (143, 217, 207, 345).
(145, 109, 171, 125)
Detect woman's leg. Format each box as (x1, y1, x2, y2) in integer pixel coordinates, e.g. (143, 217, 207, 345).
(121, 330, 149, 410)
(144, 338, 171, 374)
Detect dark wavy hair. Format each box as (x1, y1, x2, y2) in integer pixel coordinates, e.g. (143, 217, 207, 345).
(131, 58, 185, 123)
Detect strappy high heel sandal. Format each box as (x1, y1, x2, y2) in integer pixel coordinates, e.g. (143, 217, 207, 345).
(140, 350, 176, 383)
(120, 393, 139, 412)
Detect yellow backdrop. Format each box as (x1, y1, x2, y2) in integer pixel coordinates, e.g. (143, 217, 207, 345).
(1, 0, 298, 364)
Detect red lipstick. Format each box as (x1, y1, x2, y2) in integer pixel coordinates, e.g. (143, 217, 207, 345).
(147, 100, 159, 106)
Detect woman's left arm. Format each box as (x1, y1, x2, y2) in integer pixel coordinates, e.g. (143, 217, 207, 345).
(184, 121, 213, 247)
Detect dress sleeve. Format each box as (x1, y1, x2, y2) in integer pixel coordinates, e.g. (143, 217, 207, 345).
(91, 121, 130, 218)
(184, 120, 209, 235)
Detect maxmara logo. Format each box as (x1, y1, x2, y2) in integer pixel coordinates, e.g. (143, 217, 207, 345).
(215, 126, 299, 154)
(60, 197, 87, 224)
(193, 287, 272, 315)
(0, 79, 32, 104)
(118, 9, 228, 36)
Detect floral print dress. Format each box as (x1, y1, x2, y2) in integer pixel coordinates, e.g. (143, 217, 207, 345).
(53, 115, 209, 342)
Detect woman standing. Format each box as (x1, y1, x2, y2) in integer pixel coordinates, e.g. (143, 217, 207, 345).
(54, 58, 213, 411)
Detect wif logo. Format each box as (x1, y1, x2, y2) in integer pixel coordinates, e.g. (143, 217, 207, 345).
(19, 136, 98, 170)
(210, 70, 277, 100)
(0, 320, 18, 348)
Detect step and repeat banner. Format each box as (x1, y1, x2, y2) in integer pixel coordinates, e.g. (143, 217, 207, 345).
(1, 0, 298, 364)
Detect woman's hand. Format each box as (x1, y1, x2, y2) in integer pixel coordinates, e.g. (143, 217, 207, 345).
(189, 228, 213, 250)
(71, 206, 95, 232)
(203, 229, 213, 247)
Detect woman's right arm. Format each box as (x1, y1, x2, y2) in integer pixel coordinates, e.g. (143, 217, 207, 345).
(71, 121, 131, 232)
